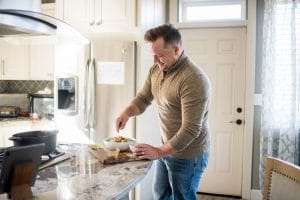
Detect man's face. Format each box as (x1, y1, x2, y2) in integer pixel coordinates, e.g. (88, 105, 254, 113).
(150, 37, 179, 71)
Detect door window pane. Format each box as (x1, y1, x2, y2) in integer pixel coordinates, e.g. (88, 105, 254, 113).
(179, 0, 246, 22)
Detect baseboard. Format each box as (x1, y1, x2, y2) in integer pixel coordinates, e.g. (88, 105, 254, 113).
(250, 189, 262, 200)
(197, 192, 241, 199)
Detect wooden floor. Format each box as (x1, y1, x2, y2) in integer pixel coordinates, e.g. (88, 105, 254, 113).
(197, 193, 242, 200)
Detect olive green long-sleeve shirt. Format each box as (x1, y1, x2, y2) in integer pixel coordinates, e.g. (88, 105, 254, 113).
(132, 53, 211, 158)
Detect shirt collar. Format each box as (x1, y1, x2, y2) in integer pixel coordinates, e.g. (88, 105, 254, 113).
(164, 51, 187, 74)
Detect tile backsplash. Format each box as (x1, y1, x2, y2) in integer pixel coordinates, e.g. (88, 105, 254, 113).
(0, 80, 54, 94)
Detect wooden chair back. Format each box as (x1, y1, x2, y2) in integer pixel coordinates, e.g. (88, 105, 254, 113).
(263, 157, 300, 200)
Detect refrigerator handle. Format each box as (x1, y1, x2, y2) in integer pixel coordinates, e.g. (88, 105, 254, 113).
(84, 40, 96, 137)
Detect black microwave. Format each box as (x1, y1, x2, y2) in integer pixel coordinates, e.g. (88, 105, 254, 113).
(28, 94, 54, 120)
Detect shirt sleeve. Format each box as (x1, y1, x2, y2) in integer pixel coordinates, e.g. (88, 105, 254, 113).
(169, 72, 211, 152)
(130, 66, 155, 113)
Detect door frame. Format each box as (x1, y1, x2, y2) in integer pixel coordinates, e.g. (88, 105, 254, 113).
(242, 1, 256, 199)
(169, 1, 256, 199)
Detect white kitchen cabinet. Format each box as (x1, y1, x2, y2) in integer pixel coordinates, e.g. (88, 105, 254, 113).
(31, 119, 56, 131)
(0, 40, 54, 81)
(0, 41, 29, 80)
(41, 3, 56, 17)
(1, 121, 31, 147)
(29, 44, 54, 80)
(57, 0, 136, 33)
(0, 119, 56, 148)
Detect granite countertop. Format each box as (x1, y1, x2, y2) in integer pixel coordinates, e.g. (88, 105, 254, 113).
(0, 117, 55, 122)
(0, 117, 31, 122)
(0, 117, 55, 126)
(29, 144, 152, 200)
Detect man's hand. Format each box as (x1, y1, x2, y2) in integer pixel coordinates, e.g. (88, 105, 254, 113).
(134, 143, 176, 160)
(134, 144, 161, 160)
(115, 104, 141, 133)
(115, 113, 129, 133)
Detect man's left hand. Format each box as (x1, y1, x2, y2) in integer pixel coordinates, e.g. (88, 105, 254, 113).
(134, 144, 161, 160)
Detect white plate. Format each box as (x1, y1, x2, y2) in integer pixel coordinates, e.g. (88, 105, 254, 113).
(103, 136, 135, 151)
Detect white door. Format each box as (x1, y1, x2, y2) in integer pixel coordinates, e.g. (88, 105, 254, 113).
(180, 28, 246, 196)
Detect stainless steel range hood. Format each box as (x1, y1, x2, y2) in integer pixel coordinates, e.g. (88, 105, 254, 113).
(0, 0, 56, 37)
(0, 0, 89, 45)
(0, 10, 57, 36)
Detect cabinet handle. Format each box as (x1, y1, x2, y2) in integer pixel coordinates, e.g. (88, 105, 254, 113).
(90, 21, 95, 26)
(1, 59, 4, 76)
(96, 21, 101, 26)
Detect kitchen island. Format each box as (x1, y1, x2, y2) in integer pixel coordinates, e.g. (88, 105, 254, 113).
(1, 144, 152, 200)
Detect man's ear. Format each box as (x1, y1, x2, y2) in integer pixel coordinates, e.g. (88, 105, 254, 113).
(174, 45, 180, 55)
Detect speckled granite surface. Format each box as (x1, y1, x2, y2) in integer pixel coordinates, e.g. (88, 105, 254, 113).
(0, 144, 152, 200)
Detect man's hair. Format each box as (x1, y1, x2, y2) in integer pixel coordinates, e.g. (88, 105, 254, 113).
(144, 24, 182, 47)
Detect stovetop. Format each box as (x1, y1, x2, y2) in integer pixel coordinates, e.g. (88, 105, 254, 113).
(46, 149, 65, 159)
(39, 151, 72, 170)
(0, 147, 66, 169)
(0, 148, 4, 171)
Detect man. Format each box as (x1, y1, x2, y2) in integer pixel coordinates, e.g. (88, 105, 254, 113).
(115, 24, 211, 200)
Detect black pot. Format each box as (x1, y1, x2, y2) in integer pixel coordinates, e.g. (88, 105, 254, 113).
(9, 130, 58, 155)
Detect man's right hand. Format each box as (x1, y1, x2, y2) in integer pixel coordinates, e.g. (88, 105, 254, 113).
(115, 113, 129, 133)
(115, 104, 141, 133)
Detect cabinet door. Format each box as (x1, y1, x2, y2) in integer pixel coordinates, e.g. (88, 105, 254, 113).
(31, 120, 56, 131)
(2, 124, 31, 147)
(62, 0, 95, 29)
(0, 44, 3, 79)
(29, 44, 54, 80)
(0, 41, 29, 80)
(59, 0, 136, 32)
(100, 0, 136, 28)
(41, 3, 56, 17)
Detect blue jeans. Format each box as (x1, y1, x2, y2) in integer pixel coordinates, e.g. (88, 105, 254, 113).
(152, 154, 209, 200)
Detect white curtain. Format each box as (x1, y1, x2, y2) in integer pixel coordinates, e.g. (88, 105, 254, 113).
(260, 0, 300, 187)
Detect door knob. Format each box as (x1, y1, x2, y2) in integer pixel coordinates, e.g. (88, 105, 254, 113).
(229, 119, 243, 125)
(236, 107, 242, 113)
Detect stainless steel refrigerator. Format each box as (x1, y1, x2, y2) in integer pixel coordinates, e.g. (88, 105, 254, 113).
(54, 39, 136, 144)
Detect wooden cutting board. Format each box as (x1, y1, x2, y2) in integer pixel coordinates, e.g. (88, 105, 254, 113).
(89, 148, 140, 165)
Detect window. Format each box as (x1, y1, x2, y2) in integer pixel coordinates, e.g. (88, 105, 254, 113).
(179, 0, 247, 22)
(269, 2, 300, 127)
(259, 0, 300, 177)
